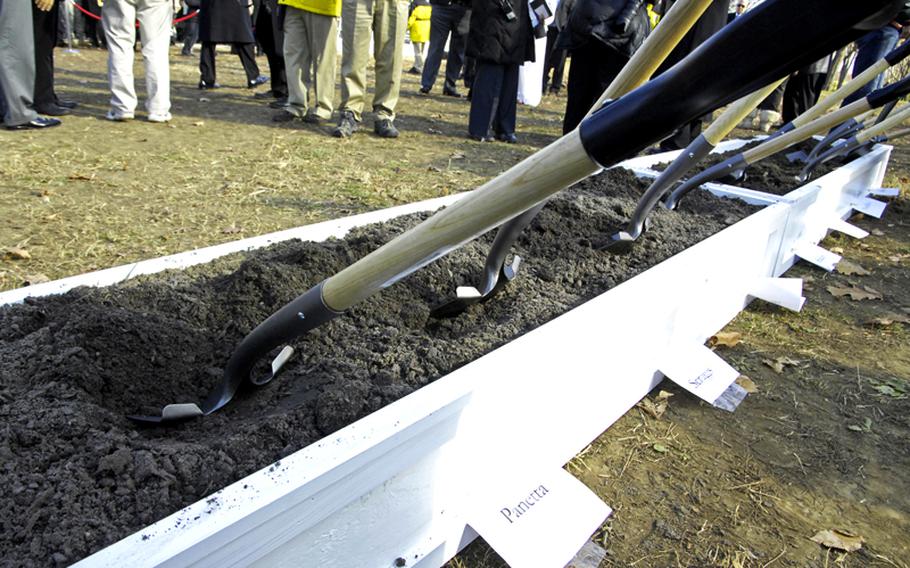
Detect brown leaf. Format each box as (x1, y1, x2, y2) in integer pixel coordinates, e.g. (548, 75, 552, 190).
(864, 312, 910, 327)
(67, 173, 95, 181)
(709, 331, 743, 348)
(830, 246, 845, 254)
(810, 529, 864, 552)
(637, 390, 673, 419)
(735, 375, 758, 393)
(221, 225, 242, 235)
(762, 357, 801, 374)
(835, 260, 870, 276)
(871, 228, 885, 236)
(3, 247, 31, 260)
(827, 285, 883, 301)
(21, 273, 49, 286)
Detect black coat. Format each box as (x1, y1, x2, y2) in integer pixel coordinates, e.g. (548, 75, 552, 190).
(654, 0, 728, 75)
(467, 0, 535, 65)
(200, 0, 256, 44)
(558, 0, 649, 57)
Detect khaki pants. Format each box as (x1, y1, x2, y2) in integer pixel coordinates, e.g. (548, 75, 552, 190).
(283, 7, 338, 120)
(339, 0, 408, 121)
(102, 0, 172, 116)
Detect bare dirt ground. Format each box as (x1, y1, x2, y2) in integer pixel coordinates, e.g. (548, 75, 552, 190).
(1, 47, 908, 567)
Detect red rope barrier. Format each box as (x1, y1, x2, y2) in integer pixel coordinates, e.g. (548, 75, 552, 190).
(70, 2, 199, 27)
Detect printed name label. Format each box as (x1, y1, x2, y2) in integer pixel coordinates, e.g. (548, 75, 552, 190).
(468, 468, 611, 568)
(661, 344, 739, 404)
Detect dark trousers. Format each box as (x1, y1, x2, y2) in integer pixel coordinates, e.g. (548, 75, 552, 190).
(759, 82, 785, 111)
(562, 42, 625, 134)
(469, 61, 519, 138)
(421, 3, 467, 92)
(782, 72, 826, 124)
(541, 26, 566, 93)
(200, 41, 260, 85)
(254, 7, 286, 96)
(181, 16, 198, 54)
(32, 0, 58, 107)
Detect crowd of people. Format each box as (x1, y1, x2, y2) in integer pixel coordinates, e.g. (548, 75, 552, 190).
(0, 0, 907, 145)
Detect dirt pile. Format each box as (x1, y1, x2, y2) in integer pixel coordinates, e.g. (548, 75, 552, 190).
(0, 168, 760, 566)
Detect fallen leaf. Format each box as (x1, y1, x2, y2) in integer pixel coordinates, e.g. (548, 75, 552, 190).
(827, 285, 883, 301)
(428, 165, 443, 172)
(735, 375, 758, 393)
(3, 247, 31, 260)
(762, 356, 801, 374)
(864, 312, 910, 327)
(709, 331, 743, 348)
(193, 121, 205, 127)
(830, 246, 845, 254)
(21, 273, 49, 286)
(847, 424, 864, 432)
(449, 152, 465, 160)
(810, 529, 864, 552)
(871, 228, 885, 236)
(637, 390, 673, 420)
(67, 173, 95, 181)
(836, 260, 870, 276)
(221, 225, 242, 235)
(652, 443, 669, 454)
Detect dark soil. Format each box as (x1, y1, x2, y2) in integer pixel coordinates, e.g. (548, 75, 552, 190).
(0, 168, 760, 566)
(651, 140, 845, 195)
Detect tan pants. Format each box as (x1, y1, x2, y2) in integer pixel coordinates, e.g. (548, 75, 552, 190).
(283, 7, 339, 120)
(339, 0, 408, 121)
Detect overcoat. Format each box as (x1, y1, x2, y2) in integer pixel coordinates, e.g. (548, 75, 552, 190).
(200, 0, 256, 43)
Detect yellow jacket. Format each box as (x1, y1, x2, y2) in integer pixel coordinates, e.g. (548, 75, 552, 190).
(408, 5, 431, 43)
(280, 0, 340, 18)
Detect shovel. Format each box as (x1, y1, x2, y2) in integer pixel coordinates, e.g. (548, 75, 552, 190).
(129, 0, 904, 424)
(429, 0, 716, 318)
(602, 78, 786, 252)
(797, 103, 910, 181)
(663, 74, 910, 211)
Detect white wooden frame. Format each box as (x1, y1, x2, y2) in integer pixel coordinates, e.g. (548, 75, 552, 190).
(5, 143, 889, 568)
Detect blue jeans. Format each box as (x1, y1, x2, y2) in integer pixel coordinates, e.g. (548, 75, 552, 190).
(420, 3, 467, 92)
(842, 26, 899, 105)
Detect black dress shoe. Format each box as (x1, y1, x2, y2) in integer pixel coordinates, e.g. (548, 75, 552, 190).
(34, 103, 71, 116)
(419, 86, 430, 95)
(442, 88, 463, 98)
(55, 99, 78, 109)
(253, 90, 279, 99)
(268, 97, 289, 109)
(247, 75, 269, 88)
(468, 134, 492, 142)
(198, 80, 221, 90)
(496, 132, 518, 144)
(6, 116, 62, 130)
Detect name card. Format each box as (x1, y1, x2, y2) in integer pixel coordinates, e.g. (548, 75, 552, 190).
(660, 344, 740, 408)
(468, 468, 611, 568)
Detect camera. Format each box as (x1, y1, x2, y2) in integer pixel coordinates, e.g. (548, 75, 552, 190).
(497, 0, 517, 21)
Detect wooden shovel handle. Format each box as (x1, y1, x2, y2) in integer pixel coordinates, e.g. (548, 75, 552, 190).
(703, 78, 788, 146)
(856, 104, 910, 144)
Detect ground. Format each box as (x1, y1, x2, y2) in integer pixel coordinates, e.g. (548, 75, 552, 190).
(1, 47, 908, 567)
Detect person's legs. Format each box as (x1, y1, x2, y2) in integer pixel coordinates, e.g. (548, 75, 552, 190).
(199, 41, 218, 85)
(370, 0, 407, 121)
(542, 25, 558, 92)
(562, 44, 619, 134)
(236, 43, 261, 83)
(282, 7, 309, 117)
(0, 0, 39, 126)
(338, 0, 373, 120)
(468, 61, 503, 138)
(420, 3, 455, 92)
(307, 11, 337, 120)
(441, 5, 466, 94)
(102, 0, 138, 117)
(182, 15, 197, 55)
(493, 62, 518, 137)
(256, 6, 287, 96)
(842, 26, 900, 105)
(413, 41, 424, 72)
(32, 0, 59, 109)
(136, 0, 172, 117)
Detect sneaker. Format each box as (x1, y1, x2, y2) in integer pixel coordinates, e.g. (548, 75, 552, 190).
(247, 75, 269, 88)
(374, 118, 399, 138)
(198, 80, 221, 90)
(418, 86, 430, 95)
(105, 109, 134, 121)
(272, 109, 301, 123)
(333, 111, 358, 138)
(148, 111, 172, 123)
(408, 67, 421, 75)
(495, 132, 517, 144)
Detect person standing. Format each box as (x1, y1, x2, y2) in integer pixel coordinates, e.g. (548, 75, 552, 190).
(466, 0, 534, 142)
(197, 0, 269, 89)
(541, 0, 573, 95)
(180, 0, 200, 55)
(0, 0, 62, 130)
(781, 55, 832, 124)
(407, 0, 431, 74)
(102, 0, 173, 122)
(274, 0, 339, 123)
(418, 0, 468, 96)
(841, 3, 910, 106)
(333, 0, 409, 138)
(253, 0, 288, 104)
(559, 0, 650, 133)
(32, 0, 77, 115)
